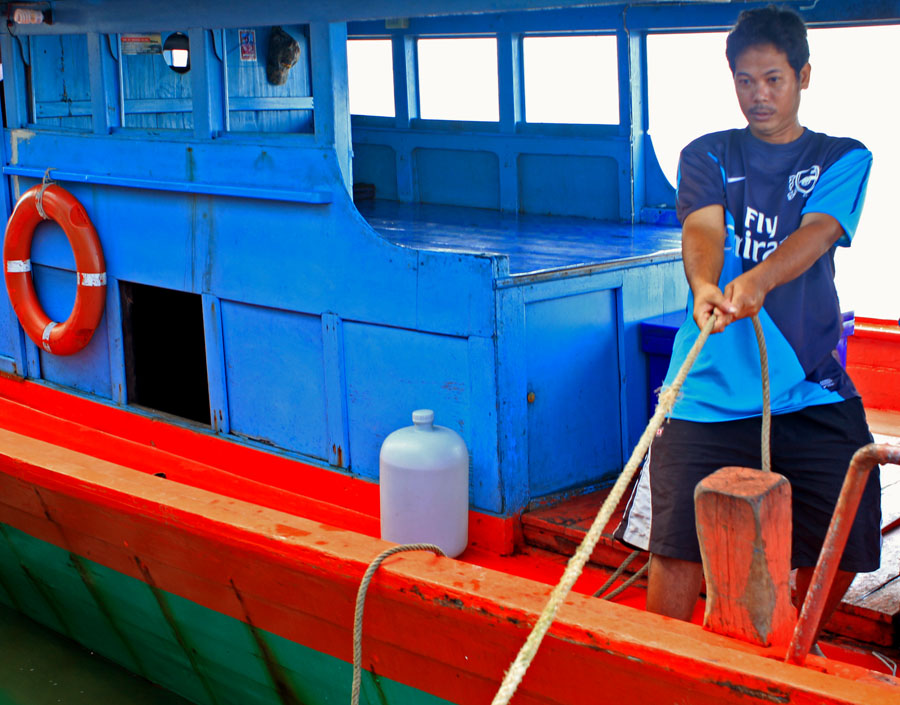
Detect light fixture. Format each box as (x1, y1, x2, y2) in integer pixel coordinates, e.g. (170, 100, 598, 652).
(162, 32, 190, 74)
(10, 7, 52, 26)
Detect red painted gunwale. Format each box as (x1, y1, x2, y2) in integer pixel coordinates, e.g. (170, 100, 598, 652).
(0, 374, 518, 554)
(1, 428, 898, 704)
(0, 379, 898, 704)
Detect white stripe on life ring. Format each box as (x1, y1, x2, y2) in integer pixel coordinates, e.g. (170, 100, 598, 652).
(6, 259, 31, 273)
(41, 321, 57, 352)
(78, 272, 107, 287)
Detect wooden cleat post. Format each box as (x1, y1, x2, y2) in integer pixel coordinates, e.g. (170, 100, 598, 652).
(695, 466, 796, 647)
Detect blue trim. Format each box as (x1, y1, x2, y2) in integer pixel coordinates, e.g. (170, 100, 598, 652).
(2, 166, 333, 204)
(852, 159, 872, 214)
(203, 294, 230, 435)
(105, 276, 127, 405)
(322, 313, 351, 469)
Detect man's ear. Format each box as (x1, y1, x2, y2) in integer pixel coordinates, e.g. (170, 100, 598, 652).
(799, 62, 811, 90)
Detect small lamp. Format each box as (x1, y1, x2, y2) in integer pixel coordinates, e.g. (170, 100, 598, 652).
(162, 32, 190, 74)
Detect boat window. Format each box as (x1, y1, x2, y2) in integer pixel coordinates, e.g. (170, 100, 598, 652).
(226, 25, 313, 134)
(417, 37, 499, 121)
(646, 31, 739, 185)
(523, 35, 618, 125)
(120, 282, 211, 426)
(347, 39, 395, 117)
(121, 31, 193, 130)
(27, 34, 93, 131)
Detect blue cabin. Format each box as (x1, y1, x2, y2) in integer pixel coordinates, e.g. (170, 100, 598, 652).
(0, 0, 892, 534)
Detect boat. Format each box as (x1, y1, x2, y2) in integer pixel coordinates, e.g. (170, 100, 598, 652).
(0, 0, 898, 703)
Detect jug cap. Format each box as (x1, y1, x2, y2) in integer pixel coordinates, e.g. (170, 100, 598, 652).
(412, 409, 435, 427)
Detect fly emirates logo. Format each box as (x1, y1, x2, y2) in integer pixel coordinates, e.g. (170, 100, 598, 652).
(734, 207, 779, 263)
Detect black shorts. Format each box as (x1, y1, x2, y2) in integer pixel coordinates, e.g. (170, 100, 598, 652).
(614, 398, 882, 573)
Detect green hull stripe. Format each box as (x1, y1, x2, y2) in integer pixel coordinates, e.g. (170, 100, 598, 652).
(0, 523, 453, 705)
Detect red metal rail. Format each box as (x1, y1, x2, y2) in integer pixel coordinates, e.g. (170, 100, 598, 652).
(786, 443, 900, 664)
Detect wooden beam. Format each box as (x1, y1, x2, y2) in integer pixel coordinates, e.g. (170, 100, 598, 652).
(695, 466, 796, 648)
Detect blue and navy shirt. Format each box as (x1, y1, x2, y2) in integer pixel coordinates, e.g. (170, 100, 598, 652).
(666, 127, 872, 421)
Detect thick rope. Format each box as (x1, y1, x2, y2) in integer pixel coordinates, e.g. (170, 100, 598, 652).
(491, 312, 772, 705)
(751, 315, 771, 473)
(349, 312, 772, 705)
(489, 314, 718, 705)
(351, 543, 445, 705)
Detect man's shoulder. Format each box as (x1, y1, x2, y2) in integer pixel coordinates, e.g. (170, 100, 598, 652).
(682, 128, 744, 156)
(804, 129, 869, 163)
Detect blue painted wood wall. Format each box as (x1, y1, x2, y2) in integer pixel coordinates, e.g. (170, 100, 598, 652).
(1, 0, 890, 516)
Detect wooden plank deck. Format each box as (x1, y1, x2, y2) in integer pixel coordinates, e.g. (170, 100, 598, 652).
(523, 415, 900, 648)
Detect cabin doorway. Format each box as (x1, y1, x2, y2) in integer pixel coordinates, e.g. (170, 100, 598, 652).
(120, 282, 211, 425)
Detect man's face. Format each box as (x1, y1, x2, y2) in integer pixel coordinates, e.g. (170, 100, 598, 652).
(733, 43, 810, 144)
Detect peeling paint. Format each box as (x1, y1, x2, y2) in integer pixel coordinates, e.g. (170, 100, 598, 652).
(9, 129, 35, 166)
(708, 680, 790, 704)
(435, 594, 465, 609)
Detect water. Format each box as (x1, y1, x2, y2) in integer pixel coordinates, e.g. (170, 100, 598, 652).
(0, 604, 191, 705)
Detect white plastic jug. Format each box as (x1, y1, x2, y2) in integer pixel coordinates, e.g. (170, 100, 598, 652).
(379, 409, 469, 558)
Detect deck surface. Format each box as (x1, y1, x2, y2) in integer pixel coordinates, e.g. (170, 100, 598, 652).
(523, 413, 900, 649)
(358, 200, 682, 275)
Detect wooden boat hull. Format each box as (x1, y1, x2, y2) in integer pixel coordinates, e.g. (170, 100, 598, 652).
(0, 399, 897, 705)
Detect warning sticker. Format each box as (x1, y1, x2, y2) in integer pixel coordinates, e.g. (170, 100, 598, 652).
(121, 33, 162, 55)
(239, 29, 257, 62)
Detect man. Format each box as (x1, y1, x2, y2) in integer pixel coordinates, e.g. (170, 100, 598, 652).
(615, 5, 880, 632)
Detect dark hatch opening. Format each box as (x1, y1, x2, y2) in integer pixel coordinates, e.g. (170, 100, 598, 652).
(120, 281, 210, 425)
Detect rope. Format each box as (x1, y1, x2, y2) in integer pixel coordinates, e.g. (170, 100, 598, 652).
(751, 315, 771, 473)
(489, 314, 718, 705)
(592, 550, 640, 598)
(35, 167, 55, 221)
(349, 312, 773, 705)
(600, 562, 649, 602)
(351, 543, 445, 705)
(490, 312, 771, 705)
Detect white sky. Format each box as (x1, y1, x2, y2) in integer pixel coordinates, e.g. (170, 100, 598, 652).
(348, 28, 899, 320)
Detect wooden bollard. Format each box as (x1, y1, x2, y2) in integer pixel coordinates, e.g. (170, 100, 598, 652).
(694, 466, 796, 647)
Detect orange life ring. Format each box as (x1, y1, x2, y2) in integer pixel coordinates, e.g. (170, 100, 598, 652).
(3, 184, 106, 356)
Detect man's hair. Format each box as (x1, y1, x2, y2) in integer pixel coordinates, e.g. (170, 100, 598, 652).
(725, 5, 810, 76)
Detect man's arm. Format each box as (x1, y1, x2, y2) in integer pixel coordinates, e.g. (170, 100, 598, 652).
(682, 204, 737, 333)
(724, 211, 844, 321)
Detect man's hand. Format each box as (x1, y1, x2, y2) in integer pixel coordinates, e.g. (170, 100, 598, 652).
(723, 268, 767, 322)
(722, 212, 845, 325)
(693, 281, 737, 333)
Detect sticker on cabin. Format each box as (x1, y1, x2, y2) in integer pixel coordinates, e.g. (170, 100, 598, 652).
(120, 33, 162, 55)
(239, 30, 257, 61)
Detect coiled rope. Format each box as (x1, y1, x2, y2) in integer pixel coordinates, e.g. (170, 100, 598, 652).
(351, 313, 771, 705)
